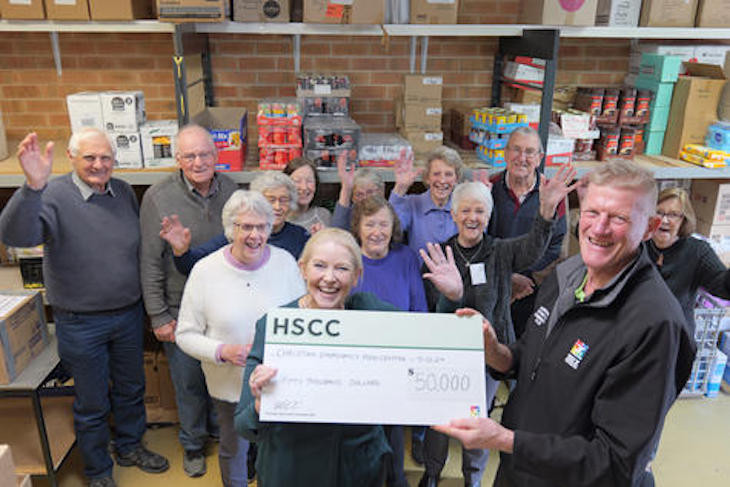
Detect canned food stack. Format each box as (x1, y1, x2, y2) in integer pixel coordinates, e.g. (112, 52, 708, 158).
(470, 107, 529, 167)
(257, 98, 303, 170)
(296, 73, 351, 117)
(303, 116, 361, 170)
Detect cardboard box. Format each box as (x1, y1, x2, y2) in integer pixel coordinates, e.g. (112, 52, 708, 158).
(639, 0, 698, 27)
(663, 63, 726, 158)
(399, 129, 443, 154)
(696, 0, 730, 27)
(157, 0, 225, 22)
(144, 350, 178, 423)
(0, 445, 16, 487)
(193, 107, 248, 172)
(705, 225, 730, 266)
(395, 98, 442, 131)
(100, 91, 145, 133)
(447, 105, 477, 150)
(111, 132, 143, 169)
(303, 0, 384, 24)
(233, 0, 290, 21)
(644, 129, 665, 154)
(690, 180, 730, 230)
(403, 74, 443, 103)
(66, 92, 105, 133)
(638, 53, 682, 83)
(595, 0, 641, 26)
(0, 292, 49, 385)
(0, 0, 45, 19)
(140, 120, 178, 168)
(44, 0, 89, 20)
(410, 0, 459, 24)
(88, 0, 155, 20)
(635, 77, 675, 107)
(0, 110, 7, 161)
(518, 0, 598, 26)
(504, 61, 544, 84)
(693, 45, 730, 66)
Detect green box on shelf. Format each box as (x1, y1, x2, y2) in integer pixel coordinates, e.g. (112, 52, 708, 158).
(645, 130, 666, 155)
(635, 77, 675, 107)
(639, 54, 682, 83)
(646, 104, 671, 132)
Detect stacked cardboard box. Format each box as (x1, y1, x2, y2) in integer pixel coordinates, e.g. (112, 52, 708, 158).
(144, 350, 178, 423)
(44, 0, 90, 20)
(690, 179, 730, 266)
(0, 292, 49, 385)
(398, 74, 443, 155)
(0, 0, 46, 19)
(193, 107, 248, 172)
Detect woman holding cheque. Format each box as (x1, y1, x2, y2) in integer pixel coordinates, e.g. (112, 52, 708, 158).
(175, 190, 305, 486)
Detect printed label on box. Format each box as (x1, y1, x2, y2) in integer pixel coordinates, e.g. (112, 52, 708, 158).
(55, 0, 77, 5)
(423, 77, 443, 85)
(424, 132, 443, 141)
(10, 0, 32, 5)
(314, 85, 333, 95)
(428, 0, 455, 3)
(426, 108, 442, 115)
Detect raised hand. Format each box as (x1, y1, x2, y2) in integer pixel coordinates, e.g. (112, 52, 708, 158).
(538, 164, 578, 219)
(159, 215, 192, 257)
(17, 133, 53, 190)
(421, 242, 463, 302)
(392, 147, 420, 195)
(337, 151, 355, 206)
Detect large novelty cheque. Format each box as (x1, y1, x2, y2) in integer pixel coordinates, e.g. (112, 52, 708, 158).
(259, 308, 487, 425)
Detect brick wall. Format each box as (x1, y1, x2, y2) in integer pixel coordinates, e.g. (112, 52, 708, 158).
(0, 4, 635, 143)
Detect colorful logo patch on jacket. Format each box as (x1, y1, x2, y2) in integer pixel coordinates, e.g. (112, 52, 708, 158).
(564, 339, 589, 370)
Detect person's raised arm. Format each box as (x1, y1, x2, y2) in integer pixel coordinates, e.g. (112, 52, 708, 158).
(19, 133, 54, 191)
(391, 147, 420, 196)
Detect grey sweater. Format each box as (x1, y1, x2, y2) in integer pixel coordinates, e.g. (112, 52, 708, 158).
(0, 174, 141, 312)
(140, 171, 238, 328)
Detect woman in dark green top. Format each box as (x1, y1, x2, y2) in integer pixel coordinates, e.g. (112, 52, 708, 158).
(234, 228, 396, 487)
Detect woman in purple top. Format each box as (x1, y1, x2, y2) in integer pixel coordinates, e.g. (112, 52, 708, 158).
(349, 195, 427, 487)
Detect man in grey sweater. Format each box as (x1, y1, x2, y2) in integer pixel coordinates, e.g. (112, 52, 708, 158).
(139, 124, 238, 477)
(0, 129, 168, 487)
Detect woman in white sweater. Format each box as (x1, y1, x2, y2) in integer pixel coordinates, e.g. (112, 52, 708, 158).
(176, 190, 305, 487)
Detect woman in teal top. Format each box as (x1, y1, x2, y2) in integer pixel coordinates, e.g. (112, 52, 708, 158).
(234, 228, 396, 486)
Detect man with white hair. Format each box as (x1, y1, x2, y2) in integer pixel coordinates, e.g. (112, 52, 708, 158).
(140, 124, 238, 478)
(0, 129, 169, 487)
(435, 160, 695, 487)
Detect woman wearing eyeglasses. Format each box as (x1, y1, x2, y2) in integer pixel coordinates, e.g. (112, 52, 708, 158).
(176, 190, 306, 486)
(647, 187, 730, 337)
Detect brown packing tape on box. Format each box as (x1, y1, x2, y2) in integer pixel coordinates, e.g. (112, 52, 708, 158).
(0, 0, 46, 19)
(44, 0, 90, 20)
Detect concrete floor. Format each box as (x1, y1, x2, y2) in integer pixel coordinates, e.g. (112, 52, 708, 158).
(32, 391, 730, 486)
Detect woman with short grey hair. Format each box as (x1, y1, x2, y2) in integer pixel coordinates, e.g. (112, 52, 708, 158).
(420, 167, 576, 487)
(177, 189, 305, 487)
(333, 155, 386, 229)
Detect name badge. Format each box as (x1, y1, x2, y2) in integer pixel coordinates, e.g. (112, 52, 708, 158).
(469, 263, 486, 285)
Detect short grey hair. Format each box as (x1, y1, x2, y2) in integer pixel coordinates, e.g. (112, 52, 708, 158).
(588, 160, 658, 216)
(353, 168, 384, 191)
(451, 182, 494, 220)
(222, 190, 275, 242)
(68, 128, 116, 157)
(250, 171, 298, 212)
(507, 126, 544, 154)
(175, 124, 216, 156)
(426, 146, 465, 183)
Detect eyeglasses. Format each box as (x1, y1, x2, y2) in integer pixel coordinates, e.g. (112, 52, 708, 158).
(81, 154, 114, 164)
(656, 211, 683, 222)
(265, 196, 292, 207)
(233, 222, 269, 234)
(507, 146, 541, 159)
(180, 151, 215, 163)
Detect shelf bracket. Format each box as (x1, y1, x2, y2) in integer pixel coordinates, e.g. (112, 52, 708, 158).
(409, 35, 417, 73)
(49, 32, 62, 77)
(293, 34, 301, 73)
(420, 36, 429, 73)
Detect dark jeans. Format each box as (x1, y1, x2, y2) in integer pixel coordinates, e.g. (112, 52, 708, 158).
(213, 399, 249, 487)
(162, 342, 218, 452)
(384, 425, 408, 487)
(54, 302, 146, 480)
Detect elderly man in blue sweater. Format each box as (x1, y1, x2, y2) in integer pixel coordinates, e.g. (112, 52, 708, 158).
(0, 129, 169, 487)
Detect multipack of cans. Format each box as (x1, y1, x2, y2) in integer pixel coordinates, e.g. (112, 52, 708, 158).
(257, 98, 303, 170)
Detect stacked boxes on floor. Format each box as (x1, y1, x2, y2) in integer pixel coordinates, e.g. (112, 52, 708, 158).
(633, 53, 682, 155)
(398, 74, 444, 155)
(469, 107, 529, 167)
(0, 292, 49, 385)
(257, 98, 303, 170)
(298, 74, 360, 169)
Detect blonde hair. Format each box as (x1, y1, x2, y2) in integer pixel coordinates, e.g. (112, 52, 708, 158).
(299, 227, 363, 275)
(588, 160, 658, 216)
(658, 187, 696, 237)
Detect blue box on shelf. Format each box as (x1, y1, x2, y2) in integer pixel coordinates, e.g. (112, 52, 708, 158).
(706, 121, 730, 153)
(645, 130, 666, 155)
(639, 54, 682, 83)
(635, 77, 675, 107)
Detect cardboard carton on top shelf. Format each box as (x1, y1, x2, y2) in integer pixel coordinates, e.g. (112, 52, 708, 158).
(233, 0, 290, 22)
(663, 63, 726, 158)
(43, 0, 90, 20)
(88, 0, 155, 20)
(0, 0, 46, 19)
(518, 0, 598, 26)
(156, 0, 225, 22)
(0, 292, 50, 385)
(66, 92, 105, 133)
(303, 0, 384, 24)
(410, 0, 459, 24)
(696, 0, 730, 27)
(639, 0, 699, 27)
(595, 0, 641, 26)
